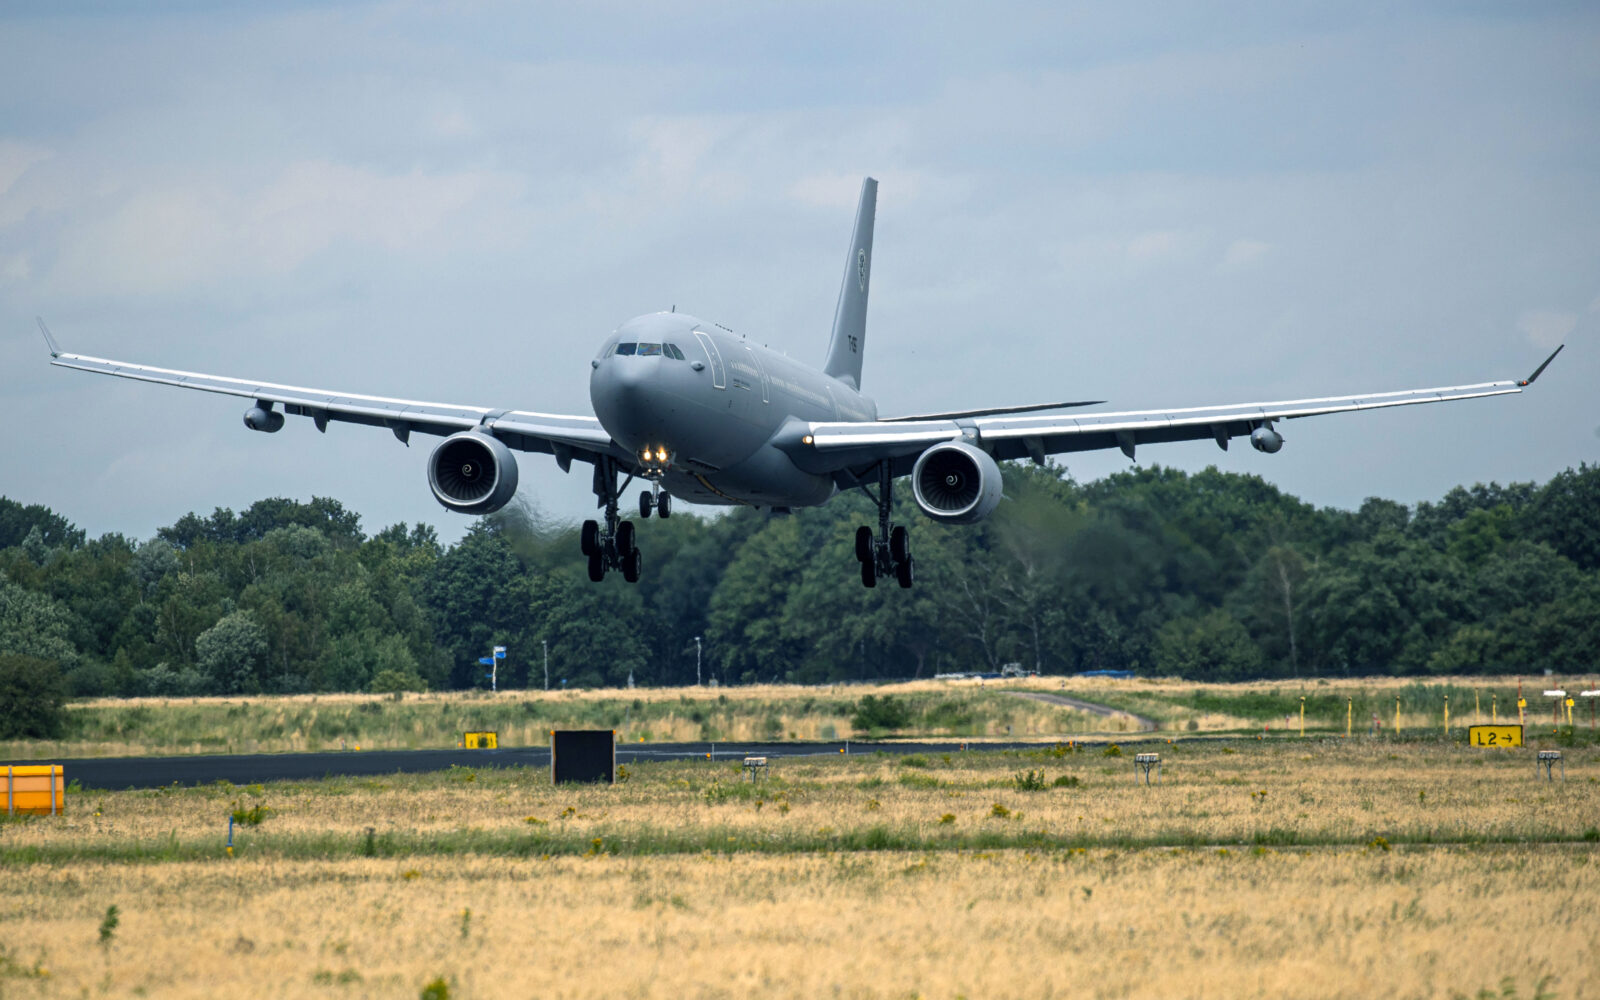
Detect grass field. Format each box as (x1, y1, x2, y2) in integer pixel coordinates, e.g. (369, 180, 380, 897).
(1, 680, 1138, 760)
(2, 740, 1596, 998)
(8, 675, 1595, 762)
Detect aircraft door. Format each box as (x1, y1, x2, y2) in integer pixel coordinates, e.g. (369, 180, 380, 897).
(693, 331, 727, 389)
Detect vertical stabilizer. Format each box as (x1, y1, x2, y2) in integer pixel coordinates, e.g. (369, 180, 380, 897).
(822, 176, 877, 390)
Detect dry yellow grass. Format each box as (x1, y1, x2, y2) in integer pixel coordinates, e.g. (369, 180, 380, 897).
(4, 741, 1599, 997)
(6, 740, 1598, 857)
(1, 849, 1593, 999)
(6, 680, 1121, 760)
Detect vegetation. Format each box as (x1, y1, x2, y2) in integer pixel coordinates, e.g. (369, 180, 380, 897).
(1, 461, 1597, 702)
(0, 742, 1594, 997)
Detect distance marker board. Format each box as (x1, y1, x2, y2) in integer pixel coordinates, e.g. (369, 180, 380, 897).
(1468, 724, 1522, 747)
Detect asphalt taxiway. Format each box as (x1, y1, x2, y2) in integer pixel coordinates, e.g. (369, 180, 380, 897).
(28, 739, 1117, 790)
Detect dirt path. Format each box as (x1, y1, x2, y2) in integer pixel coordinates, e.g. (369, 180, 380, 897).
(1008, 690, 1158, 731)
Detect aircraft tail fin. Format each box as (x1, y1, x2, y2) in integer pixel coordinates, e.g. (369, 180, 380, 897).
(822, 177, 877, 390)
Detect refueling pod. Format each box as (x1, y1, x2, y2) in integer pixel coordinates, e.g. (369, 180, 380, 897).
(243, 404, 284, 433)
(427, 430, 520, 514)
(911, 440, 1003, 523)
(1250, 424, 1284, 454)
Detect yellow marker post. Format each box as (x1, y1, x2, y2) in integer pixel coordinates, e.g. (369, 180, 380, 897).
(1492, 694, 1497, 723)
(1346, 699, 1352, 739)
(1299, 697, 1305, 738)
(1518, 697, 1525, 728)
(1444, 694, 1449, 736)
(1395, 697, 1401, 736)
(1566, 698, 1575, 728)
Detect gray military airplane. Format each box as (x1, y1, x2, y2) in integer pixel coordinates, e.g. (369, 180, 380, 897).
(43, 177, 1562, 588)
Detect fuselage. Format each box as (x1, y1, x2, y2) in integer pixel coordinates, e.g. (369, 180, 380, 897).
(589, 311, 874, 508)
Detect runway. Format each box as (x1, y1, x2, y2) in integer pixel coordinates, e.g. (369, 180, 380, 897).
(27, 738, 1114, 790)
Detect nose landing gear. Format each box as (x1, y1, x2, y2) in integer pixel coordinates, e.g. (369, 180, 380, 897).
(853, 462, 914, 588)
(581, 456, 646, 584)
(638, 487, 672, 519)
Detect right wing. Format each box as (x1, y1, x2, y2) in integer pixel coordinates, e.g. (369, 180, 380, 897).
(42, 321, 621, 467)
(782, 346, 1564, 477)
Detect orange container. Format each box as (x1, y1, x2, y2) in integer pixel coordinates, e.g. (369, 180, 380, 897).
(4, 765, 65, 815)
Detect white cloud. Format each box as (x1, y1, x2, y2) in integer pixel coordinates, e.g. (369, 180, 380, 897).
(49, 161, 526, 296)
(1517, 309, 1578, 349)
(1219, 238, 1271, 270)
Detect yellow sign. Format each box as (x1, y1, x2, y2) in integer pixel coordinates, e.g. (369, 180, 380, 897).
(463, 731, 498, 749)
(1468, 724, 1522, 748)
(1517, 699, 1526, 708)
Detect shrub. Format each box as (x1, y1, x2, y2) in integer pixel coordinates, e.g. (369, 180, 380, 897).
(1102, 744, 1124, 758)
(851, 695, 913, 733)
(0, 653, 67, 739)
(1052, 775, 1081, 789)
(1012, 769, 1047, 791)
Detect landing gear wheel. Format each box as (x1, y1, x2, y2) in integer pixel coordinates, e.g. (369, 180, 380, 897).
(587, 549, 605, 582)
(860, 557, 877, 588)
(623, 547, 642, 584)
(855, 526, 874, 564)
(895, 555, 914, 589)
(890, 525, 910, 565)
(580, 520, 600, 557)
(657, 491, 671, 518)
(616, 520, 636, 558)
(639, 491, 654, 519)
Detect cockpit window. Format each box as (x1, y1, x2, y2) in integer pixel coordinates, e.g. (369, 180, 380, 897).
(664, 343, 685, 360)
(636, 343, 663, 357)
(614, 342, 637, 356)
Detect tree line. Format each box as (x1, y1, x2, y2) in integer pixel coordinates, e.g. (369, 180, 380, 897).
(2, 461, 1597, 702)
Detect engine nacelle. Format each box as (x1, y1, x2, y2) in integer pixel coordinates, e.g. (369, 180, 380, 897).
(243, 405, 284, 433)
(911, 440, 1003, 524)
(1250, 425, 1284, 454)
(428, 431, 520, 514)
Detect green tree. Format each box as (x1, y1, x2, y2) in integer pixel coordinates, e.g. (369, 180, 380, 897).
(0, 653, 68, 739)
(1153, 610, 1263, 681)
(195, 611, 269, 693)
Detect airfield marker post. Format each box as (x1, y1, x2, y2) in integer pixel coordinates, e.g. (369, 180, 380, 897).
(1582, 689, 1599, 730)
(1346, 699, 1352, 739)
(1299, 697, 1305, 738)
(1134, 753, 1161, 786)
(1492, 694, 1498, 723)
(227, 815, 234, 858)
(1395, 697, 1401, 737)
(1444, 695, 1449, 736)
(1536, 750, 1563, 782)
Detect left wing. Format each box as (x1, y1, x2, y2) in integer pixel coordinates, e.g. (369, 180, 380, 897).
(781, 346, 1564, 477)
(41, 321, 620, 466)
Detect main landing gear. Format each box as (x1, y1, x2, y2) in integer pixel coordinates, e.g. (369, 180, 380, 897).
(854, 462, 914, 589)
(580, 457, 644, 584)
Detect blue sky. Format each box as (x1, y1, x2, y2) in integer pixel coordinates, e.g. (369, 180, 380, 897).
(2, 2, 1595, 544)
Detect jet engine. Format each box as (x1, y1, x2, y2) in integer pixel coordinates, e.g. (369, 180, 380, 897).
(427, 430, 520, 514)
(243, 405, 284, 433)
(1250, 424, 1284, 454)
(911, 440, 1003, 523)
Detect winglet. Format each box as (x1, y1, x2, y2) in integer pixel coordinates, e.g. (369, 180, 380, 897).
(36, 317, 61, 358)
(1518, 344, 1564, 386)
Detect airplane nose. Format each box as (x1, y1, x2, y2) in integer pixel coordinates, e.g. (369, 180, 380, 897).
(590, 357, 656, 447)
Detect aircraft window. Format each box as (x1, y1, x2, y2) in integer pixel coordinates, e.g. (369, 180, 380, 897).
(615, 342, 637, 356)
(637, 343, 663, 356)
(664, 343, 685, 360)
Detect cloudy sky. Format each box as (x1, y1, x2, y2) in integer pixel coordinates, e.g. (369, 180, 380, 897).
(3, 2, 1596, 545)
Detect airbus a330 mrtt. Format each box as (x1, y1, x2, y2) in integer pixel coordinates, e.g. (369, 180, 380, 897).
(43, 177, 1562, 588)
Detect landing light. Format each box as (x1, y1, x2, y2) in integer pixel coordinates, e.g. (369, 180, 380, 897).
(802, 435, 813, 445)
(656, 448, 667, 462)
